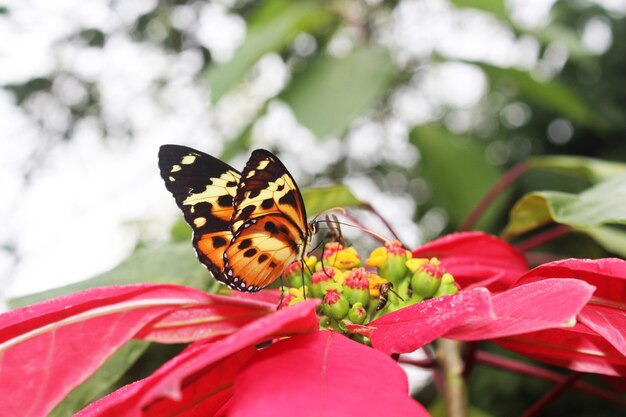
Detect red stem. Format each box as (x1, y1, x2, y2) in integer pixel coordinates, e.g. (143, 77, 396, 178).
(460, 161, 530, 232)
(515, 225, 572, 252)
(363, 203, 406, 246)
(520, 373, 582, 417)
(476, 351, 626, 407)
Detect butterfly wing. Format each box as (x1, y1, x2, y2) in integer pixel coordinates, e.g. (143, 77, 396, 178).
(224, 215, 304, 291)
(225, 149, 311, 291)
(158, 145, 240, 284)
(232, 149, 308, 233)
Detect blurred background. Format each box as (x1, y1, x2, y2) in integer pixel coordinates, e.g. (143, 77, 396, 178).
(1, 0, 625, 301)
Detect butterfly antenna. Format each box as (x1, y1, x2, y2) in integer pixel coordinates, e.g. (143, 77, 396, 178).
(320, 207, 348, 217)
(310, 207, 347, 225)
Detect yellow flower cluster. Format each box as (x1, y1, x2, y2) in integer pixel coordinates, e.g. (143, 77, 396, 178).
(281, 240, 458, 331)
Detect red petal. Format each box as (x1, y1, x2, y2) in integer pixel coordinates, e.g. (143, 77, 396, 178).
(227, 331, 430, 417)
(495, 323, 626, 376)
(137, 297, 274, 343)
(447, 279, 595, 340)
(578, 306, 626, 356)
(518, 258, 626, 356)
(227, 288, 281, 305)
(0, 284, 274, 417)
(370, 288, 493, 354)
(412, 232, 527, 291)
(75, 300, 320, 417)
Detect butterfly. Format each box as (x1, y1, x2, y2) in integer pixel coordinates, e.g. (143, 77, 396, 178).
(158, 145, 317, 292)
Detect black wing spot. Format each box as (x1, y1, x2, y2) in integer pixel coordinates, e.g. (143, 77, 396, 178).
(227, 181, 237, 187)
(269, 261, 277, 268)
(212, 236, 227, 248)
(243, 248, 258, 258)
(248, 189, 261, 199)
(264, 221, 278, 233)
(240, 205, 255, 219)
(278, 190, 298, 208)
(277, 184, 284, 191)
(238, 239, 252, 249)
(261, 198, 274, 209)
(258, 254, 269, 263)
(218, 194, 233, 207)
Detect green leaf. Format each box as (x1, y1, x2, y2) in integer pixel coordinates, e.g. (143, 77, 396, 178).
(476, 62, 608, 131)
(206, 0, 334, 103)
(49, 341, 150, 417)
(504, 173, 626, 237)
(449, 0, 507, 21)
(281, 47, 395, 138)
(9, 242, 212, 308)
(302, 184, 363, 216)
(579, 225, 626, 258)
(529, 155, 626, 183)
(410, 124, 507, 231)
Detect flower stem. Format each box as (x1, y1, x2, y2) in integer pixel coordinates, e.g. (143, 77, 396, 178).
(437, 339, 467, 417)
(514, 225, 572, 252)
(520, 373, 581, 417)
(476, 351, 626, 407)
(363, 203, 406, 246)
(460, 161, 529, 232)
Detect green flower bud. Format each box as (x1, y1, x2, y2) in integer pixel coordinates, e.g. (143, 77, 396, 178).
(310, 267, 336, 299)
(343, 268, 371, 307)
(348, 302, 368, 324)
(283, 256, 318, 288)
(433, 273, 459, 297)
(322, 289, 350, 320)
(366, 241, 411, 286)
(411, 270, 440, 298)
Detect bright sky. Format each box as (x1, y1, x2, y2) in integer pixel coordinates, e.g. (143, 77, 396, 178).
(0, 0, 620, 306)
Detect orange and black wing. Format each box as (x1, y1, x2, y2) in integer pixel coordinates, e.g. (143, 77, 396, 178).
(224, 149, 311, 291)
(231, 149, 308, 233)
(158, 145, 240, 285)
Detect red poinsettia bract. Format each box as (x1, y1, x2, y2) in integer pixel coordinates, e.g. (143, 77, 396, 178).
(0, 284, 428, 417)
(496, 258, 626, 376)
(412, 231, 528, 291)
(367, 278, 595, 354)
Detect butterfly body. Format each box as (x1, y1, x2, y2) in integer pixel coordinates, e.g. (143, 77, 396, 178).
(158, 145, 315, 292)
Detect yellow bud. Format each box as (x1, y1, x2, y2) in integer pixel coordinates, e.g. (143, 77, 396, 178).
(406, 258, 430, 274)
(365, 246, 388, 267)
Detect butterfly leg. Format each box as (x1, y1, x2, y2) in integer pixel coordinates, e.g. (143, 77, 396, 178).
(277, 276, 285, 310)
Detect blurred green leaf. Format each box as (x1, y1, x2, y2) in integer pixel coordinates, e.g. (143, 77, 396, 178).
(529, 155, 626, 183)
(9, 242, 213, 308)
(449, 0, 507, 21)
(476, 62, 607, 131)
(281, 47, 395, 138)
(49, 341, 150, 417)
(206, 0, 334, 102)
(302, 184, 363, 216)
(580, 225, 626, 258)
(533, 24, 589, 59)
(411, 124, 507, 231)
(170, 219, 192, 242)
(504, 173, 626, 237)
